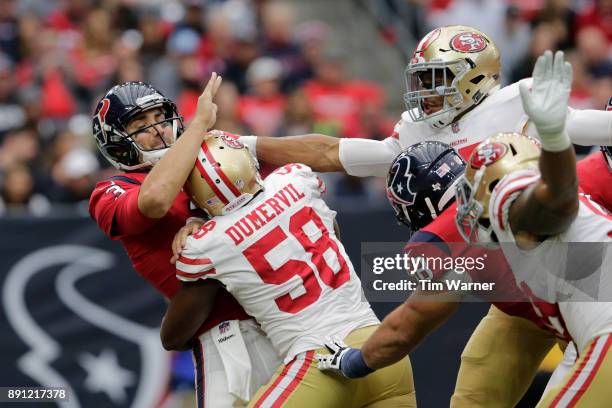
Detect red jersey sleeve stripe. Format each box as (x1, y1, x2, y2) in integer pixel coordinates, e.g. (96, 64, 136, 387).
(176, 268, 216, 279)
(178, 255, 213, 265)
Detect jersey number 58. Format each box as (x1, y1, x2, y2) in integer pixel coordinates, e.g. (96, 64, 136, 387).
(243, 206, 351, 314)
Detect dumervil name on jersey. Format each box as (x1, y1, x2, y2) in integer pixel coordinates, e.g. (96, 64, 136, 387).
(225, 183, 306, 245)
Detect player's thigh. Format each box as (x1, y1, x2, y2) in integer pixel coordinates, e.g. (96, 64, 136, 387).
(348, 325, 416, 408)
(451, 305, 555, 408)
(537, 334, 612, 408)
(240, 319, 282, 390)
(248, 351, 348, 408)
(193, 332, 242, 408)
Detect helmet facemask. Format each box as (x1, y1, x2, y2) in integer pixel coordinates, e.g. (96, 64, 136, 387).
(124, 109, 183, 169)
(455, 170, 493, 244)
(404, 59, 470, 129)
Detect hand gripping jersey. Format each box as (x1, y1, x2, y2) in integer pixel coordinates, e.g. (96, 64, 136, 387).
(490, 169, 612, 352)
(176, 164, 379, 363)
(88, 171, 250, 333)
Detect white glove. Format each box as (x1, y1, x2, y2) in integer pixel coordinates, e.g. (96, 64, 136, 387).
(519, 50, 573, 151)
(315, 337, 373, 378)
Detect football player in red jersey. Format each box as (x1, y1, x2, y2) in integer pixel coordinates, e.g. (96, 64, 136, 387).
(88, 73, 281, 407)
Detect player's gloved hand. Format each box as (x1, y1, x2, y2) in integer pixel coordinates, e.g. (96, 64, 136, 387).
(170, 218, 205, 264)
(315, 338, 374, 378)
(519, 50, 573, 152)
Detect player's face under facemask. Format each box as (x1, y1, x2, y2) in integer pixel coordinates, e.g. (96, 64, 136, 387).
(125, 108, 175, 152)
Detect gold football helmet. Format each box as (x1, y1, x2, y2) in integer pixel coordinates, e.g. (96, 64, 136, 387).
(185, 132, 263, 216)
(455, 132, 541, 243)
(405, 25, 501, 128)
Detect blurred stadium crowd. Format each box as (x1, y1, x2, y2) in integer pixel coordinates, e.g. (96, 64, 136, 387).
(0, 0, 610, 216)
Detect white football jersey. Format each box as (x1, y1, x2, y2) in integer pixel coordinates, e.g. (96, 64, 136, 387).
(339, 80, 533, 177)
(176, 164, 379, 363)
(490, 170, 612, 351)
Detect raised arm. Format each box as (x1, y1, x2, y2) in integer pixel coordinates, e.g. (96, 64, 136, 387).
(511, 51, 578, 238)
(138, 73, 222, 218)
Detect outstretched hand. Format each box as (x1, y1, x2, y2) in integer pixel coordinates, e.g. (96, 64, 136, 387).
(519, 50, 573, 138)
(194, 72, 223, 130)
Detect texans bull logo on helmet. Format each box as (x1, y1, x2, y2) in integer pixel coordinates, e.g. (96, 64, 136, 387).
(388, 156, 418, 206)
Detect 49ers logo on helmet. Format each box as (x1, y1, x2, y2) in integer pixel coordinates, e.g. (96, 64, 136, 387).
(450, 32, 487, 53)
(471, 142, 508, 169)
(220, 132, 244, 149)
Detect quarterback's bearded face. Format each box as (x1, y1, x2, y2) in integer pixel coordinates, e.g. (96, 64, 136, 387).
(126, 108, 174, 151)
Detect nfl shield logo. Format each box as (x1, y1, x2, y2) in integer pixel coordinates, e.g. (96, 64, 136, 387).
(219, 321, 230, 334)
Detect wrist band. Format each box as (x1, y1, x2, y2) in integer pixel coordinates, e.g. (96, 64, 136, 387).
(539, 129, 571, 152)
(341, 348, 374, 378)
(239, 135, 258, 158)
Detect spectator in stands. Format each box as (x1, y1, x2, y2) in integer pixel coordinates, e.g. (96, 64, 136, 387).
(260, 1, 304, 90)
(0, 127, 39, 170)
(565, 51, 596, 109)
(280, 88, 314, 136)
(49, 147, 100, 204)
(0, 163, 49, 215)
(496, 5, 532, 85)
(531, 0, 577, 50)
(211, 82, 246, 135)
(510, 21, 561, 83)
(303, 50, 385, 138)
(576, 26, 612, 78)
(288, 20, 328, 88)
(0, 55, 26, 137)
(577, 0, 612, 42)
(238, 57, 286, 136)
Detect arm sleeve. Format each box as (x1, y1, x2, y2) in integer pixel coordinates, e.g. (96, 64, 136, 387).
(525, 108, 612, 146)
(339, 137, 402, 177)
(175, 239, 217, 282)
(89, 181, 159, 238)
(565, 108, 612, 146)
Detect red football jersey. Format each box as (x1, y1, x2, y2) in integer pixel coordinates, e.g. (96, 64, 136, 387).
(577, 152, 612, 213)
(89, 171, 250, 334)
